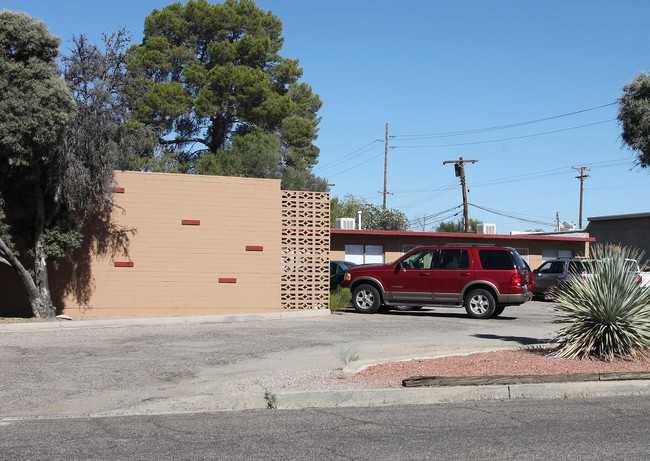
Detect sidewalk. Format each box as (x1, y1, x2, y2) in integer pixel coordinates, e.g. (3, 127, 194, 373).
(1, 309, 649, 419)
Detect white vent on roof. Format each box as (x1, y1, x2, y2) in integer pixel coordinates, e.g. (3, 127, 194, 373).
(335, 218, 356, 230)
(477, 223, 497, 234)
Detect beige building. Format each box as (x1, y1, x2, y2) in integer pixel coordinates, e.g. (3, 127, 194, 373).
(331, 229, 594, 270)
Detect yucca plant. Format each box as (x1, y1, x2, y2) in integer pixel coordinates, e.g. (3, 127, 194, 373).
(551, 244, 650, 360)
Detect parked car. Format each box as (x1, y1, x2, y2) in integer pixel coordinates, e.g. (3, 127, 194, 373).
(330, 261, 357, 290)
(532, 257, 597, 299)
(341, 244, 532, 318)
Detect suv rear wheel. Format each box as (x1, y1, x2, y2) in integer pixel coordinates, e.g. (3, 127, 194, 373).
(352, 284, 381, 314)
(464, 288, 496, 319)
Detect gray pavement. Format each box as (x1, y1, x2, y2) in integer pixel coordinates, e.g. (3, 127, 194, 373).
(1, 301, 649, 419)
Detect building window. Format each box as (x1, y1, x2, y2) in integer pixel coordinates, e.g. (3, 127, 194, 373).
(402, 244, 419, 254)
(345, 244, 384, 264)
(542, 249, 572, 262)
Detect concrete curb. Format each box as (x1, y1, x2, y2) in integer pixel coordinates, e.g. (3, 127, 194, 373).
(3, 379, 648, 421)
(0, 309, 331, 333)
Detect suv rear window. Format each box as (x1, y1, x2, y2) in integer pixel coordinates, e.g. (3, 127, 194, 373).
(478, 249, 515, 270)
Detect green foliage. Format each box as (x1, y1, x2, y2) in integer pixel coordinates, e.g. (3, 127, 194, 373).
(330, 194, 410, 231)
(0, 11, 76, 164)
(334, 346, 360, 366)
(195, 132, 282, 177)
(436, 218, 481, 233)
(330, 286, 351, 311)
(551, 244, 650, 360)
(0, 197, 15, 255)
(263, 389, 278, 409)
(126, 0, 323, 177)
(280, 167, 329, 192)
(41, 214, 83, 259)
(618, 72, 650, 168)
(0, 13, 132, 317)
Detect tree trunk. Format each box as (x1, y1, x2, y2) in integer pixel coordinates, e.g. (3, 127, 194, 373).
(32, 186, 56, 318)
(0, 236, 51, 318)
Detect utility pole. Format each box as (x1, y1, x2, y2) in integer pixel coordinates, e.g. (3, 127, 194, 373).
(378, 123, 394, 209)
(572, 166, 590, 228)
(443, 157, 478, 232)
(377, 123, 396, 209)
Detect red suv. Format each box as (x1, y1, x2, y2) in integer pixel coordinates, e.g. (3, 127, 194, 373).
(342, 244, 533, 318)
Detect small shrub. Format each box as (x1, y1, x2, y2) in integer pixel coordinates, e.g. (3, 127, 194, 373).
(263, 390, 277, 409)
(330, 286, 351, 311)
(335, 346, 360, 366)
(551, 244, 650, 360)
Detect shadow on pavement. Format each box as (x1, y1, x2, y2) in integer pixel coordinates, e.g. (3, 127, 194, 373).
(472, 333, 552, 345)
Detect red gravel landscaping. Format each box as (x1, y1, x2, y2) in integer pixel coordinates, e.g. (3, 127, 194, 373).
(344, 348, 650, 389)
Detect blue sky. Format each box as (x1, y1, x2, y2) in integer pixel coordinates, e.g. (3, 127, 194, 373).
(5, 0, 650, 233)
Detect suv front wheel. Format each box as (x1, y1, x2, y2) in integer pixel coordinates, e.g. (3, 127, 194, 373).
(352, 284, 381, 314)
(464, 288, 496, 319)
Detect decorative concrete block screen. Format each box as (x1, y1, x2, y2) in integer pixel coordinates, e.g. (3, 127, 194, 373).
(281, 190, 330, 309)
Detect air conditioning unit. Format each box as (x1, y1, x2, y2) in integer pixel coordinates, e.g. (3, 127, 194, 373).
(335, 218, 356, 230)
(477, 223, 497, 234)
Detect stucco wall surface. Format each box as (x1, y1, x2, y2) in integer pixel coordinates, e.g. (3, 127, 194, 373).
(59, 171, 282, 317)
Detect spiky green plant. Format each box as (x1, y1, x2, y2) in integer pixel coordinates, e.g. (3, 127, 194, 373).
(551, 244, 650, 361)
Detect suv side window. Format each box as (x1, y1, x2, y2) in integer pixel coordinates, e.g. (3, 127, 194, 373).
(568, 261, 586, 274)
(402, 249, 436, 270)
(434, 249, 469, 270)
(478, 249, 514, 270)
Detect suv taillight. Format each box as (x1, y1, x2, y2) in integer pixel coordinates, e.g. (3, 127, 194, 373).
(511, 272, 522, 287)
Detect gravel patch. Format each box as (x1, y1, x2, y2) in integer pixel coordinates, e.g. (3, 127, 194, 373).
(219, 348, 650, 393)
(345, 349, 650, 389)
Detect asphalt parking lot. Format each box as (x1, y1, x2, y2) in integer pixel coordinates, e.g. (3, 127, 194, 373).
(0, 301, 560, 417)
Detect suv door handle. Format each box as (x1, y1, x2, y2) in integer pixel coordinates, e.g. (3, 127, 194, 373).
(460, 272, 472, 276)
(419, 272, 430, 276)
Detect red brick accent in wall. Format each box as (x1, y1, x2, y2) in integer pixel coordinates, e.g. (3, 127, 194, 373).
(112, 187, 125, 193)
(245, 246, 264, 251)
(218, 278, 237, 283)
(181, 219, 201, 226)
(114, 261, 134, 267)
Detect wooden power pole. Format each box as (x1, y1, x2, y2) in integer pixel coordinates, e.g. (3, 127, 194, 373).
(443, 157, 478, 232)
(572, 166, 590, 228)
(379, 123, 394, 209)
(383, 123, 388, 209)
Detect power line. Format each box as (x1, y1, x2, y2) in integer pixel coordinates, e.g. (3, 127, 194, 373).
(468, 203, 556, 227)
(393, 119, 616, 149)
(393, 102, 617, 140)
(324, 151, 385, 179)
(313, 140, 381, 173)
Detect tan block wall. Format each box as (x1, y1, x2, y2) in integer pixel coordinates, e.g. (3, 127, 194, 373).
(58, 171, 282, 317)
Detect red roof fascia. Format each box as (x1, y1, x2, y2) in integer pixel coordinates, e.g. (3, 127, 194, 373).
(330, 229, 595, 242)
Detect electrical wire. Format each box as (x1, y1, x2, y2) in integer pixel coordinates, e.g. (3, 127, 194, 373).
(468, 203, 556, 227)
(393, 119, 616, 149)
(314, 140, 381, 173)
(392, 102, 616, 139)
